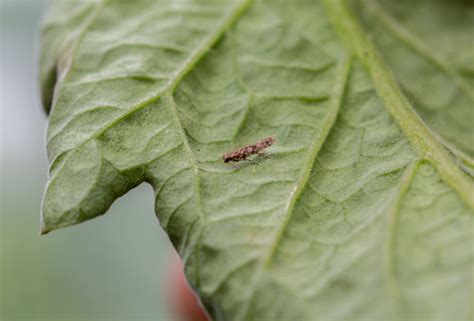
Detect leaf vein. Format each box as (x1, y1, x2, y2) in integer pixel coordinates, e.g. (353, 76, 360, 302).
(324, 0, 474, 210)
(239, 53, 352, 319)
(364, 0, 474, 102)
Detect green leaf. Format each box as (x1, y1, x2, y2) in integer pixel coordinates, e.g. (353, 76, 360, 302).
(40, 0, 474, 320)
(40, 0, 100, 113)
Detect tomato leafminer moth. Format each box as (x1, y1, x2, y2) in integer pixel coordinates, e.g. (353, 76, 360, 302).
(222, 136, 276, 163)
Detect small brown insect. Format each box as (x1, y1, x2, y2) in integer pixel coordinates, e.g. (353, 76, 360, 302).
(223, 136, 276, 163)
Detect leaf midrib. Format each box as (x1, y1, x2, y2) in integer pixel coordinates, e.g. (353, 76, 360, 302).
(363, 0, 474, 167)
(324, 0, 474, 210)
(239, 0, 473, 316)
(364, 0, 474, 102)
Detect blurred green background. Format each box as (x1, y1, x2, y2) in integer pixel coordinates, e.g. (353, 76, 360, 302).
(1, 1, 174, 320)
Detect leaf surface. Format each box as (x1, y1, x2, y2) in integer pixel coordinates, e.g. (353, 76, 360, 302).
(40, 0, 474, 320)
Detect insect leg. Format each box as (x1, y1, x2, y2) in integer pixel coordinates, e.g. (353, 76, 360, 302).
(257, 151, 271, 158)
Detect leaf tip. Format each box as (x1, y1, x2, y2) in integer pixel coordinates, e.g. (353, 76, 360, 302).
(39, 216, 53, 235)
